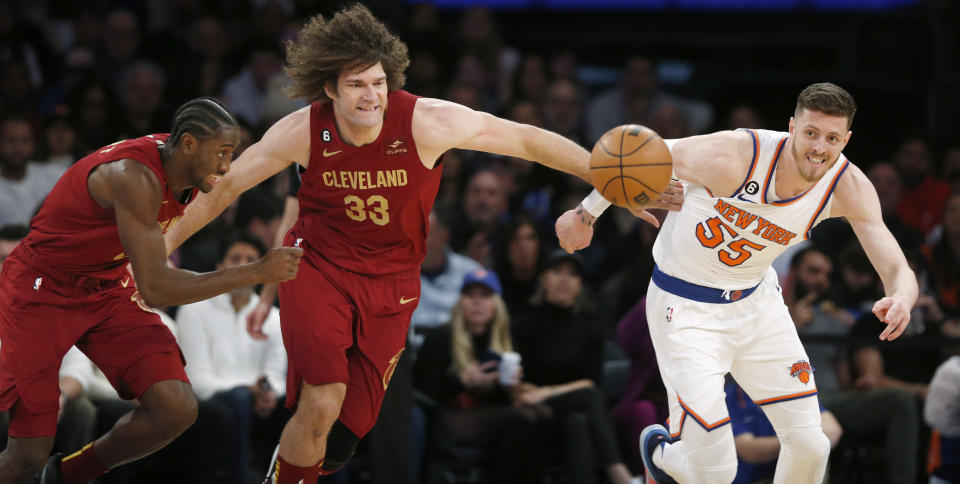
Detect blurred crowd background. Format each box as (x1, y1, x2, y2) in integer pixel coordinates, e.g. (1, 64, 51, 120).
(1, 0, 959, 483)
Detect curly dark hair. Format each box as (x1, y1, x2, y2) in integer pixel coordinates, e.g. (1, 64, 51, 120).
(795, 82, 857, 129)
(285, 4, 409, 103)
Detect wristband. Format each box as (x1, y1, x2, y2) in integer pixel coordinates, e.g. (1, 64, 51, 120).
(581, 189, 612, 217)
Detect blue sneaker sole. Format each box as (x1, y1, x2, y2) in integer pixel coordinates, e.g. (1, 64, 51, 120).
(640, 425, 678, 484)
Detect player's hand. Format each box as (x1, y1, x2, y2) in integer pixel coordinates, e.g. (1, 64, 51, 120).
(873, 296, 911, 341)
(556, 205, 595, 253)
(625, 180, 684, 227)
(246, 300, 272, 340)
(256, 247, 303, 283)
(655, 179, 684, 211)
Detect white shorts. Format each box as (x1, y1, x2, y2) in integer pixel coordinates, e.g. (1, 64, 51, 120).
(646, 265, 818, 438)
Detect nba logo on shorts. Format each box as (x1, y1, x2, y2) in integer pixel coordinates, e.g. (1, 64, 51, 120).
(666, 307, 674, 322)
(789, 360, 812, 384)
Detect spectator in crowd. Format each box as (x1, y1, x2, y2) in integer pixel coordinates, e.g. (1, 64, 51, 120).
(513, 250, 638, 484)
(40, 107, 78, 169)
(893, 136, 950, 237)
(725, 104, 764, 130)
(786, 247, 853, 392)
(0, 56, 43, 119)
(68, 78, 122, 155)
(98, 9, 142, 89)
(596, 221, 657, 330)
(925, 355, 960, 484)
(867, 162, 924, 251)
(925, 192, 960, 316)
(648, 102, 693, 140)
(541, 79, 586, 146)
(725, 379, 842, 484)
(613, 297, 668, 475)
(450, 169, 511, 265)
(832, 242, 884, 322)
(177, 231, 289, 484)
(118, 61, 168, 138)
(0, 223, 28, 269)
(234, 189, 285, 250)
(549, 50, 580, 83)
(222, 42, 284, 127)
(786, 247, 921, 484)
(0, 116, 65, 225)
(414, 269, 548, 484)
(511, 55, 549, 105)
(493, 215, 546, 316)
(942, 144, 960, 194)
(586, 55, 713, 142)
(411, 209, 483, 344)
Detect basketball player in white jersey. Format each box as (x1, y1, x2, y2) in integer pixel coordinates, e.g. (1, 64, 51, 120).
(556, 82, 917, 484)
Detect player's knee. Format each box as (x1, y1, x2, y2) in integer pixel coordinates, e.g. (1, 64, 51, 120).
(298, 391, 343, 429)
(162, 391, 199, 438)
(781, 426, 830, 466)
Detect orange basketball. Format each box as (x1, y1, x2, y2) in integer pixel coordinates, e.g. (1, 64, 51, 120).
(589, 124, 673, 210)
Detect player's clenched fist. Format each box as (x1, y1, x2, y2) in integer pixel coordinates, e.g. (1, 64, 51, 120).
(257, 246, 303, 283)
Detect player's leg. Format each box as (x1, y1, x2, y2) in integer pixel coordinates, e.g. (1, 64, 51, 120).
(643, 284, 739, 484)
(0, 400, 57, 483)
(53, 302, 196, 484)
(91, 378, 199, 465)
(270, 257, 355, 484)
(324, 273, 420, 474)
(731, 279, 828, 484)
(0, 273, 79, 482)
(277, 381, 347, 465)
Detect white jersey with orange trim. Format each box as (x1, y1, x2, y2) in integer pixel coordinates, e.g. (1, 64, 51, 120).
(652, 128, 850, 289)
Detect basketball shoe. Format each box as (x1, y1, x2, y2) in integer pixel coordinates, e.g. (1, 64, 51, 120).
(640, 424, 677, 484)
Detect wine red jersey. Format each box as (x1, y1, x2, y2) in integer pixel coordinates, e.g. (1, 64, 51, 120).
(21, 134, 197, 280)
(294, 89, 442, 276)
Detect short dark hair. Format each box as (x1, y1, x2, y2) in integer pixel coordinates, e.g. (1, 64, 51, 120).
(0, 224, 29, 241)
(795, 82, 857, 129)
(789, 245, 829, 270)
(168, 97, 238, 146)
(234, 190, 283, 229)
(284, 4, 409, 103)
(219, 230, 267, 262)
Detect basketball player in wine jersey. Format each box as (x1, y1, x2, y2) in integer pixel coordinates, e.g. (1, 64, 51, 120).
(557, 83, 917, 483)
(0, 99, 303, 484)
(163, 5, 678, 484)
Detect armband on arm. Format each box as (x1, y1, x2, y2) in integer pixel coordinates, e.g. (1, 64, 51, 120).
(581, 189, 612, 218)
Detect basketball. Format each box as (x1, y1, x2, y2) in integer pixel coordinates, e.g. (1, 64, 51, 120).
(589, 124, 673, 210)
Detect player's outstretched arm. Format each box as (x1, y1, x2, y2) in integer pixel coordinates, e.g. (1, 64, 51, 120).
(92, 160, 303, 308)
(554, 130, 751, 252)
(164, 108, 310, 255)
(412, 97, 591, 181)
(832, 164, 918, 341)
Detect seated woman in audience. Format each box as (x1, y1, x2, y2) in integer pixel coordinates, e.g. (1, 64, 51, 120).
(513, 250, 638, 484)
(414, 268, 549, 484)
(493, 214, 546, 316)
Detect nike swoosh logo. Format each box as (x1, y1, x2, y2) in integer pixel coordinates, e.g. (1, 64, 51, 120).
(735, 194, 756, 203)
(400, 296, 418, 305)
(323, 149, 342, 157)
